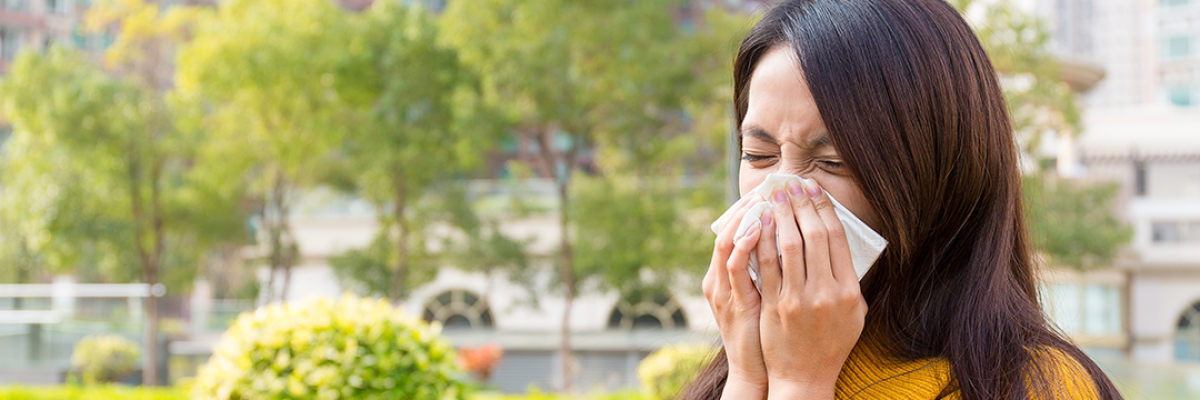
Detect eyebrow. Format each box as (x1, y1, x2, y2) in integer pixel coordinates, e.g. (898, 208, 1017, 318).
(739, 125, 833, 151)
(806, 134, 833, 151)
(739, 126, 778, 146)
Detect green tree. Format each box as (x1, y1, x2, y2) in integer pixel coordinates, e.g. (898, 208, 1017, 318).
(571, 176, 714, 297)
(0, 39, 241, 385)
(325, 2, 508, 302)
(175, 0, 359, 303)
(441, 0, 740, 389)
(1024, 175, 1131, 270)
(574, 5, 749, 300)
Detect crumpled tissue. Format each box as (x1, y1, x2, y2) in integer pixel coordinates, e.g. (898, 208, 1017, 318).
(710, 174, 888, 289)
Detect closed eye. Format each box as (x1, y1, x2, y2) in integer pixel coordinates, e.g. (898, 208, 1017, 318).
(741, 153, 777, 163)
(817, 160, 844, 172)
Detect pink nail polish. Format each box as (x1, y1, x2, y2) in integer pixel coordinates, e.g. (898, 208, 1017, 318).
(760, 212, 772, 227)
(773, 189, 787, 203)
(805, 179, 822, 199)
(788, 181, 803, 196)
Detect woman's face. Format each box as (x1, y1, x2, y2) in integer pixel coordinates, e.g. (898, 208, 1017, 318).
(738, 45, 882, 232)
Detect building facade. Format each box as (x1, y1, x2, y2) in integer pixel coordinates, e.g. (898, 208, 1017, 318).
(1036, 0, 1200, 365)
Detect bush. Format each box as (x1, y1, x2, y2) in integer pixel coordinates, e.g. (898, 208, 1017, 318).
(637, 344, 715, 400)
(71, 334, 141, 385)
(192, 295, 468, 400)
(471, 389, 655, 400)
(0, 385, 186, 400)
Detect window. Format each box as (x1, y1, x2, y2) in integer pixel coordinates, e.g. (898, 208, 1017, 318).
(422, 290, 494, 329)
(1153, 221, 1182, 242)
(1177, 302, 1200, 362)
(47, 0, 71, 14)
(3, 0, 25, 11)
(1169, 86, 1195, 107)
(607, 290, 687, 330)
(1, 29, 19, 62)
(1163, 35, 1195, 60)
(1151, 221, 1200, 243)
(1042, 282, 1123, 338)
(1162, 0, 1191, 6)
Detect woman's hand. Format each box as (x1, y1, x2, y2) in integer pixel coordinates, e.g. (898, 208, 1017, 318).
(757, 179, 867, 399)
(703, 195, 769, 399)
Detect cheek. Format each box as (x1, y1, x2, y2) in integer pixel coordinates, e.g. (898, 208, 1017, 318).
(738, 162, 769, 197)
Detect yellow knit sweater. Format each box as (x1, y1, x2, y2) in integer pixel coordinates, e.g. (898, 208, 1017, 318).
(833, 338, 1099, 399)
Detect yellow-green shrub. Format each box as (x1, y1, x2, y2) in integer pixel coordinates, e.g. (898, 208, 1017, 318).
(71, 334, 141, 385)
(192, 295, 467, 400)
(0, 385, 186, 400)
(636, 344, 715, 400)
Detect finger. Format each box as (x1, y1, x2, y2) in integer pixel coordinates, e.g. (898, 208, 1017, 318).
(755, 211, 781, 302)
(709, 197, 764, 296)
(802, 178, 856, 282)
(768, 185, 806, 292)
(727, 219, 762, 302)
(786, 178, 834, 285)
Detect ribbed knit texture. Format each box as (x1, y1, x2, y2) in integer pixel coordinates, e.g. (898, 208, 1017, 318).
(832, 338, 1099, 399)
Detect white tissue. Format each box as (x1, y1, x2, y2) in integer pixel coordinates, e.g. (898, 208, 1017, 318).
(710, 174, 888, 288)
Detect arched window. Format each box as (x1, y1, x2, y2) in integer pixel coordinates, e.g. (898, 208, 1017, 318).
(607, 290, 687, 330)
(1177, 301, 1200, 362)
(422, 290, 494, 330)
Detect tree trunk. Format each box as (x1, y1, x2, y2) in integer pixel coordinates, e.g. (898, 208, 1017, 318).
(556, 178, 575, 392)
(278, 182, 294, 303)
(142, 272, 159, 386)
(127, 152, 162, 387)
(532, 126, 578, 392)
(145, 159, 166, 387)
(389, 171, 409, 303)
(264, 169, 286, 304)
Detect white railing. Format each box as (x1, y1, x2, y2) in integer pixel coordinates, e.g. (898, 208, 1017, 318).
(0, 278, 161, 325)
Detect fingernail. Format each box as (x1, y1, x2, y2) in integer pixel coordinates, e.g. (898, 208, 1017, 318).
(805, 178, 822, 199)
(760, 212, 772, 227)
(773, 189, 787, 203)
(788, 180, 803, 196)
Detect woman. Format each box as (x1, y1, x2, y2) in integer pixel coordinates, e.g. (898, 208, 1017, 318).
(683, 0, 1121, 399)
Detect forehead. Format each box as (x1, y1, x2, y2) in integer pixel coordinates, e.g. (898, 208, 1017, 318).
(744, 46, 825, 145)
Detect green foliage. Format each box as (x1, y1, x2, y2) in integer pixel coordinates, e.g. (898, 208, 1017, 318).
(175, 0, 359, 185)
(636, 344, 715, 400)
(0, 387, 655, 400)
(0, 385, 187, 400)
(323, 1, 519, 301)
(571, 174, 716, 295)
(175, 0, 363, 301)
(950, 0, 1081, 145)
(0, 45, 239, 291)
(440, 0, 739, 298)
(1024, 176, 1133, 270)
(192, 295, 468, 400)
(0, 46, 141, 278)
(472, 389, 656, 400)
(71, 335, 142, 385)
(329, 231, 434, 298)
(440, 2, 744, 386)
(346, 1, 491, 203)
(437, 182, 534, 289)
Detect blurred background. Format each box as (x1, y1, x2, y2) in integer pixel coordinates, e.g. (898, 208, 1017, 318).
(0, 0, 1196, 399)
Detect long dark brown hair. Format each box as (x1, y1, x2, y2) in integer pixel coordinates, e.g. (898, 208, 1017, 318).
(681, 0, 1122, 399)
